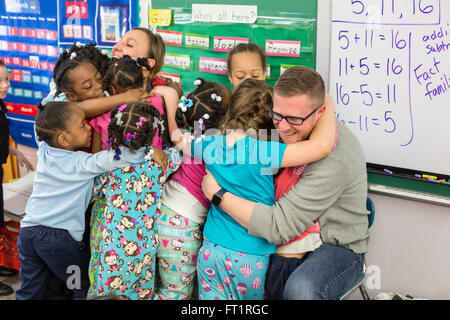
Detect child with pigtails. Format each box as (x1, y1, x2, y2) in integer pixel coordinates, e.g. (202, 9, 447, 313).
(174, 78, 336, 300)
(16, 101, 154, 300)
(154, 78, 231, 300)
(88, 102, 181, 300)
(87, 55, 179, 296)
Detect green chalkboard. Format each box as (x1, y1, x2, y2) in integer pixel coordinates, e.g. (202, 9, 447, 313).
(137, 1, 318, 94)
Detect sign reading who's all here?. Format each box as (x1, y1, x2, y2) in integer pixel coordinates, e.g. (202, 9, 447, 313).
(152, 4, 301, 74)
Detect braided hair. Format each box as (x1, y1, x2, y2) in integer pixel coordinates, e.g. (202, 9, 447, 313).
(220, 78, 274, 140)
(175, 78, 231, 137)
(103, 55, 150, 94)
(35, 101, 75, 147)
(53, 42, 110, 97)
(108, 102, 161, 159)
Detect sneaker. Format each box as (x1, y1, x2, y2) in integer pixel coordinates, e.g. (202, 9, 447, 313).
(0, 281, 14, 296)
(0, 266, 19, 277)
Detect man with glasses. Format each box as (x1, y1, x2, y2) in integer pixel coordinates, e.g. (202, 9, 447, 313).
(201, 66, 370, 300)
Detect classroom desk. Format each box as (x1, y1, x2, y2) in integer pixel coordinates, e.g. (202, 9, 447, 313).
(3, 172, 34, 223)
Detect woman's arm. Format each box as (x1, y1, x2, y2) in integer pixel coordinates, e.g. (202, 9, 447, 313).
(280, 95, 336, 168)
(151, 85, 187, 150)
(160, 76, 183, 98)
(151, 86, 180, 143)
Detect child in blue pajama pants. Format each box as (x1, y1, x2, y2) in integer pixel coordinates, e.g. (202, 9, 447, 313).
(186, 78, 335, 300)
(198, 240, 269, 300)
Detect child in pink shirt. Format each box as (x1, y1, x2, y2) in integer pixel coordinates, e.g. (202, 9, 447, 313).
(154, 78, 231, 300)
(89, 55, 176, 153)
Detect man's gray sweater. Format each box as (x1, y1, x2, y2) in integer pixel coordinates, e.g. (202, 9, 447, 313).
(249, 122, 370, 254)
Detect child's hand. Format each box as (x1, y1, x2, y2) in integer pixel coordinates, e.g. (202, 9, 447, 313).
(152, 147, 169, 171)
(10, 148, 34, 171)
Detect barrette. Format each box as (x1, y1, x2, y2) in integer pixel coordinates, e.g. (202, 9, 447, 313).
(125, 132, 137, 145)
(144, 146, 154, 162)
(211, 93, 222, 102)
(115, 112, 123, 125)
(178, 97, 194, 112)
(136, 116, 147, 128)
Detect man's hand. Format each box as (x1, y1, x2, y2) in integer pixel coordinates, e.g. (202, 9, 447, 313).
(202, 169, 221, 200)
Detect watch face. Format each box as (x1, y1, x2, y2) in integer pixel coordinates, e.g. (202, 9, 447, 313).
(211, 194, 221, 207)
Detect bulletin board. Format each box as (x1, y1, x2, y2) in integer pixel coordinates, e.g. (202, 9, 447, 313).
(328, 0, 450, 197)
(0, 0, 136, 148)
(138, 0, 318, 94)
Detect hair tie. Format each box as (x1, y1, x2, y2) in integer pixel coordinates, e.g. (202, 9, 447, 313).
(70, 52, 77, 60)
(113, 149, 122, 160)
(49, 81, 57, 95)
(144, 146, 154, 162)
(178, 97, 194, 112)
(136, 116, 147, 128)
(115, 112, 123, 125)
(124, 132, 137, 145)
(118, 104, 127, 112)
(211, 93, 222, 102)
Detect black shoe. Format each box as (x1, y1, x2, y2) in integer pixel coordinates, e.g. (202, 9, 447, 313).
(0, 266, 19, 277)
(0, 281, 14, 296)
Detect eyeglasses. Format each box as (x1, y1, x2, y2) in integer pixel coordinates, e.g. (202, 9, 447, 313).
(267, 106, 321, 126)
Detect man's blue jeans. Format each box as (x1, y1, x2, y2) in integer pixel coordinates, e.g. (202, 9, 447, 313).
(265, 243, 365, 300)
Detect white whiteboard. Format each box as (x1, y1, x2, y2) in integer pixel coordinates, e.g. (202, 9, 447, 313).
(329, 0, 450, 176)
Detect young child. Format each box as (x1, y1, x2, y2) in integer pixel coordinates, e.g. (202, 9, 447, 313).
(15, 101, 152, 300)
(0, 60, 33, 296)
(176, 78, 336, 300)
(46, 42, 149, 119)
(88, 102, 181, 300)
(226, 43, 267, 88)
(87, 55, 179, 293)
(90, 55, 172, 153)
(155, 78, 231, 300)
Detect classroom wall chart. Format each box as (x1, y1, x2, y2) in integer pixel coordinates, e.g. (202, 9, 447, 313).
(139, 0, 318, 94)
(0, 0, 135, 148)
(329, 0, 450, 182)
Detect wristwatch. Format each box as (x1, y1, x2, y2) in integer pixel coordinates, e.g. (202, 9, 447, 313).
(211, 188, 228, 207)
